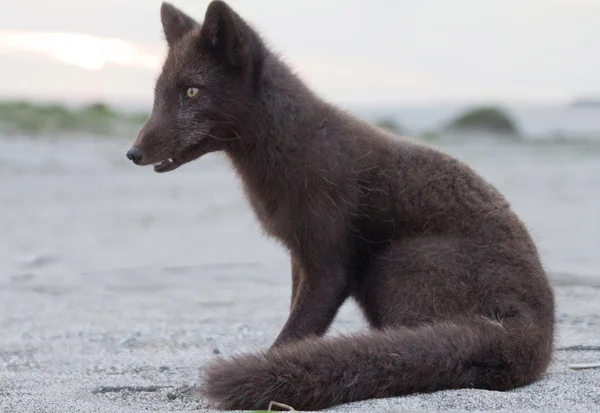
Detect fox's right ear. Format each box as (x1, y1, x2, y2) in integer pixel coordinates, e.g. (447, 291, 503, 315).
(161, 2, 199, 46)
(200, 1, 257, 69)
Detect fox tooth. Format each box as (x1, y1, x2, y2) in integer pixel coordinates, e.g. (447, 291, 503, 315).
(167, 158, 173, 163)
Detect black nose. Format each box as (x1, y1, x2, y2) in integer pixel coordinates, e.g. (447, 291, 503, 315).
(126, 147, 143, 164)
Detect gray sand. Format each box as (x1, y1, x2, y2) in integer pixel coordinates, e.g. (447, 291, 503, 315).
(1, 137, 599, 412)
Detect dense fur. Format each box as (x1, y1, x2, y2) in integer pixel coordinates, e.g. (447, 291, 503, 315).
(127, 1, 555, 411)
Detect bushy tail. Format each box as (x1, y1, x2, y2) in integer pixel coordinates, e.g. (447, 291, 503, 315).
(200, 317, 553, 411)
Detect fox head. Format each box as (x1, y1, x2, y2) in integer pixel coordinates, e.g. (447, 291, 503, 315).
(126, 1, 265, 172)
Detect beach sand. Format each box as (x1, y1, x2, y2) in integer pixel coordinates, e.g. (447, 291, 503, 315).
(1, 137, 599, 412)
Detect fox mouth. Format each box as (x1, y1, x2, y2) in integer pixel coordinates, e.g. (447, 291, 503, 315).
(153, 156, 182, 173)
(152, 143, 211, 173)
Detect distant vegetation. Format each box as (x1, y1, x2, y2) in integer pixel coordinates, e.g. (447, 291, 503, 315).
(1, 100, 596, 146)
(374, 117, 405, 135)
(0, 100, 148, 137)
(370, 106, 521, 142)
(445, 106, 519, 136)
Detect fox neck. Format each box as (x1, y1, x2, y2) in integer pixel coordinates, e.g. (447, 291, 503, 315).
(225, 54, 331, 202)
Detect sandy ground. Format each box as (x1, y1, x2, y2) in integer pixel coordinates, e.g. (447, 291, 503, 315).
(1, 137, 599, 412)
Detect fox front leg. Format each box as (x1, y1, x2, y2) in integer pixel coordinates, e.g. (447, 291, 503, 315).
(272, 260, 348, 348)
(290, 254, 301, 311)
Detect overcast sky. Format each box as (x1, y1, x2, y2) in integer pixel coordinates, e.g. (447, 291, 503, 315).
(0, 0, 598, 106)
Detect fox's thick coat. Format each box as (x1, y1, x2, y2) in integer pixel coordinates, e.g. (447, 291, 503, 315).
(127, 2, 555, 410)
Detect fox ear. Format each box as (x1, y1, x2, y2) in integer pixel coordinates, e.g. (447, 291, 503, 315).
(200, 1, 253, 68)
(161, 2, 199, 46)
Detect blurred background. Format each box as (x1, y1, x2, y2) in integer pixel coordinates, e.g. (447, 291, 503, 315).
(1, 0, 599, 278)
(1, 1, 599, 410)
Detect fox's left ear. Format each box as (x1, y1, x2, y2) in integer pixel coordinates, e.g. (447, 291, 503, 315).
(200, 0, 260, 69)
(161, 2, 199, 46)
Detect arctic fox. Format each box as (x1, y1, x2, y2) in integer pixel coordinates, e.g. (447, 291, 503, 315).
(126, 2, 555, 410)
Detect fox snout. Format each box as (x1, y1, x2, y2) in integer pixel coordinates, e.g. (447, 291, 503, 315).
(126, 146, 143, 165)
(126, 119, 156, 166)
(125, 118, 211, 173)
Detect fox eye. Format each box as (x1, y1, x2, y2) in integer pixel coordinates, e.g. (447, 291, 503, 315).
(185, 87, 199, 99)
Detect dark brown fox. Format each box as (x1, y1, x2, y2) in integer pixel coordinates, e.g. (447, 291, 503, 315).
(126, 1, 555, 410)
